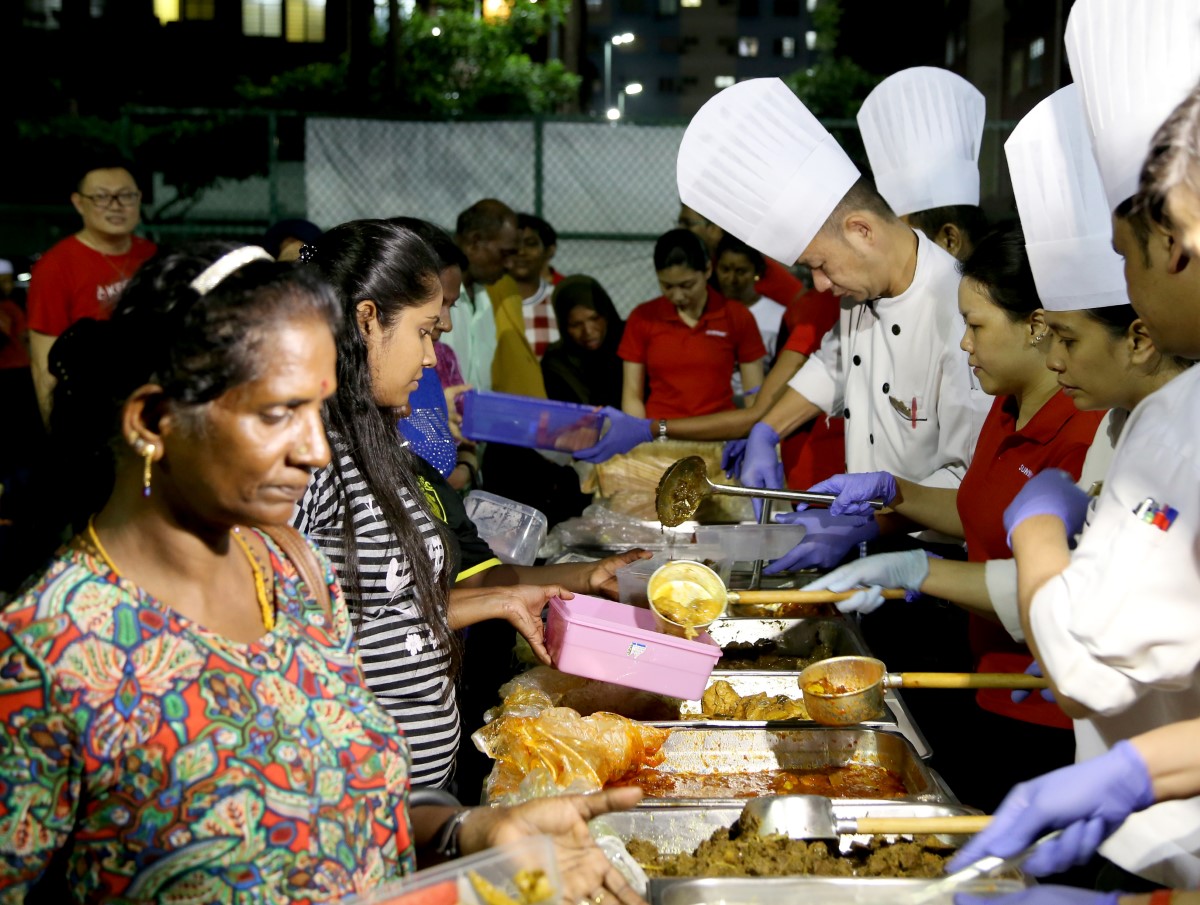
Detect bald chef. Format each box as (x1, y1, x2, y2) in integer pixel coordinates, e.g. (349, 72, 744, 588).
(678, 75, 990, 571)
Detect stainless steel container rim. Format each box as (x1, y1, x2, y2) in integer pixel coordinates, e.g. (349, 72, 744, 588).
(799, 655, 887, 699)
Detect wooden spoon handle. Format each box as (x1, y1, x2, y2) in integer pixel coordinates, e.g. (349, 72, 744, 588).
(895, 672, 1050, 689)
(731, 588, 909, 603)
(854, 816, 992, 835)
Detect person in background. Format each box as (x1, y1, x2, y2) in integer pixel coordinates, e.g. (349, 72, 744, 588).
(713, 233, 786, 397)
(296, 220, 568, 789)
(510, 213, 561, 360)
(0, 257, 38, 469)
(261, 217, 323, 262)
(857, 66, 990, 262)
(541, 275, 625, 409)
(27, 156, 156, 425)
(446, 199, 517, 394)
(1137, 77, 1200, 258)
(617, 229, 765, 427)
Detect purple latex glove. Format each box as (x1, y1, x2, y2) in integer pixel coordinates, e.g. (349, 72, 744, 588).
(741, 422, 784, 519)
(721, 439, 748, 478)
(763, 511, 880, 574)
(799, 471, 897, 518)
(956, 888, 1120, 905)
(1011, 660, 1057, 704)
(804, 549, 928, 613)
(947, 740, 1155, 877)
(1003, 468, 1090, 548)
(572, 406, 652, 464)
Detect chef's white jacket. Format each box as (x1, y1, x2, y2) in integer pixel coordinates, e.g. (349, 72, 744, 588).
(1028, 366, 1200, 887)
(788, 229, 989, 489)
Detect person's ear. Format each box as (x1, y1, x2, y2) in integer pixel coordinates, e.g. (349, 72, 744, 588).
(937, 223, 964, 258)
(356, 300, 380, 338)
(703, 261, 713, 281)
(1166, 232, 1191, 275)
(1127, 318, 1158, 367)
(1028, 309, 1048, 342)
(545, 243, 557, 263)
(845, 213, 873, 246)
(121, 384, 168, 458)
(70, 192, 86, 217)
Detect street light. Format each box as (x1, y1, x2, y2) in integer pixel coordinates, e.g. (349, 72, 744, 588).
(606, 107, 621, 121)
(616, 82, 643, 119)
(603, 32, 636, 113)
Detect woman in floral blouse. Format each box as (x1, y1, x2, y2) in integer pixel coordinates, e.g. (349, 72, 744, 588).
(0, 242, 642, 905)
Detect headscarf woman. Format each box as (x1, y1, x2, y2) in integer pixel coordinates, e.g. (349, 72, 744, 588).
(541, 275, 625, 408)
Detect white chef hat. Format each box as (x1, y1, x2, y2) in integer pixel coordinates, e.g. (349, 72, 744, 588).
(676, 78, 861, 264)
(1066, 0, 1200, 211)
(1005, 85, 1129, 311)
(856, 67, 985, 217)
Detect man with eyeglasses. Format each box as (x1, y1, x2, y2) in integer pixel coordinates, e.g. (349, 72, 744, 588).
(27, 158, 156, 424)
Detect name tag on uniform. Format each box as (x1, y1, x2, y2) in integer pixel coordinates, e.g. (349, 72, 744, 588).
(1132, 497, 1178, 532)
(705, 329, 728, 337)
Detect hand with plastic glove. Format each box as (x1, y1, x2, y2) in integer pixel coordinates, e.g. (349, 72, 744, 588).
(721, 439, 748, 478)
(740, 422, 784, 519)
(573, 407, 652, 464)
(1003, 469, 1090, 548)
(802, 550, 929, 613)
(764, 511, 880, 574)
(947, 739, 1155, 877)
(801, 471, 898, 518)
(955, 888, 1120, 905)
(1011, 660, 1057, 704)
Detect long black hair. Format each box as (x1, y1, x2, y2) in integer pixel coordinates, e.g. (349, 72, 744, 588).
(957, 222, 1041, 320)
(304, 219, 458, 674)
(49, 241, 341, 533)
(654, 228, 709, 272)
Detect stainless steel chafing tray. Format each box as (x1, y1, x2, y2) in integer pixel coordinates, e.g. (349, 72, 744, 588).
(706, 616, 869, 663)
(654, 876, 1026, 905)
(628, 727, 950, 805)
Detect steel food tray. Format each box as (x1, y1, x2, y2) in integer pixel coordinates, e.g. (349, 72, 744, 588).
(655, 876, 1026, 905)
(626, 727, 950, 805)
(706, 617, 868, 663)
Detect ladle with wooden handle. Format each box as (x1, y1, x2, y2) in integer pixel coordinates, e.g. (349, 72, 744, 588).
(649, 559, 908, 607)
(655, 455, 887, 527)
(742, 795, 991, 842)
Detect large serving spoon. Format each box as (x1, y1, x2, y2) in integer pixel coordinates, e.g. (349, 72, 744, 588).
(655, 456, 888, 527)
(648, 559, 909, 607)
(741, 795, 991, 842)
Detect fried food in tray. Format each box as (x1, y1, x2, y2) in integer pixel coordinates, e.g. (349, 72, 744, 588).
(698, 679, 810, 721)
(716, 639, 835, 670)
(614, 761, 908, 800)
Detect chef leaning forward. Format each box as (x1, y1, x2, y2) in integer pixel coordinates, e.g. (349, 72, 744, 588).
(1002, 0, 1200, 890)
(677, 76, 991, 567)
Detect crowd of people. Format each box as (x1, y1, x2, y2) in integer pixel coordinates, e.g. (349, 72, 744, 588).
(0, 0, 1198, 901)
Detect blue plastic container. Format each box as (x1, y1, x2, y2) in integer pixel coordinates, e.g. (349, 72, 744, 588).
(460, 390, 605, 452)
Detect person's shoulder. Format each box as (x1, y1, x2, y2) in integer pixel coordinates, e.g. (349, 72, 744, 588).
(31, 235, 84, 272)
(628, 298, 667, 322)
(130, 235, 157, 261)
(1, 550, 115, 645)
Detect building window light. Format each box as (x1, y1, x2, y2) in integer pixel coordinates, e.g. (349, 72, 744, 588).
(714, 74, 735, 88)
(243, 0, 282, 36)
(780, 35, 795, 57)
(804, 29, 817, 50)
(737, 36, 758, 57)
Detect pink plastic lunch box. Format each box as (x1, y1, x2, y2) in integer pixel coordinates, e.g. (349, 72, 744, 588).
(545, 594, 722, 700)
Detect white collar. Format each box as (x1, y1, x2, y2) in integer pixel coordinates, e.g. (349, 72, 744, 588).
(521, 280, 552, 307)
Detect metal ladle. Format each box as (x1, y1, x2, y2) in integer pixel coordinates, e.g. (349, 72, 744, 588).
(655, 456, 888, 527)
(798, 656, 1051, 727)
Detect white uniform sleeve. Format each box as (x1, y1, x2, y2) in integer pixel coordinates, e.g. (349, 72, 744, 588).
(984, 558, 1024, 643)
(787, 321, 842, 414)
(1028, 413, 1200, 716)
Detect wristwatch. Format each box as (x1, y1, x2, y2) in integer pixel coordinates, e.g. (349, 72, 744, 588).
(433, 808, 472, 859)
(656, 419, 669, 441)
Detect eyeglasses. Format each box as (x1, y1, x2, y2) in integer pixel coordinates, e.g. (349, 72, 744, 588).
(80, 190, 142, 209)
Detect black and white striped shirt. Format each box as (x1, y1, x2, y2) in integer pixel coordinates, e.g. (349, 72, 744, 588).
(294, 440, 458, 789)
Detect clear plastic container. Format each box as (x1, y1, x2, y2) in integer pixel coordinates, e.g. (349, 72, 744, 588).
(546, 593, 722, 699)
(693, 522, 812, 561)
(338, 834, 562, 905)
(464, 490, 549, 566)
(615, 546, 731, 606)
(461, 390, 604, 452)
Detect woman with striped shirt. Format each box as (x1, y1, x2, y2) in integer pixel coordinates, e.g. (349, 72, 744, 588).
(294, 220, 566, 789)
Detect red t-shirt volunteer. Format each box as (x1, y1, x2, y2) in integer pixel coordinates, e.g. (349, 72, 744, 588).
(27, 235, 157, 337)
(956, 390, 1106, 729)
(619, 285, 767, 420)
(777, 288, 846, 489)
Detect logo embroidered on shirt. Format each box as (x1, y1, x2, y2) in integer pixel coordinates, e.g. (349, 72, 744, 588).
(705, 329, 728, 337)
(1132, 498, 1178, 532)
(1018, 464, 1034, 478)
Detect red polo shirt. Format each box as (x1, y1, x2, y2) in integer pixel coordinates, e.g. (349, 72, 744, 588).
(957, 391, 1106, 729)
(28, 235, 157, 336)
(619, 285, 767, 420)
(756, 257, 806, 307)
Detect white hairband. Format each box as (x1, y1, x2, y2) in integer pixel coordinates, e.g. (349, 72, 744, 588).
(190, 246, 274, 296)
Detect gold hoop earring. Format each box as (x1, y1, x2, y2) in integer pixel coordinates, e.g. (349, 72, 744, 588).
(142, 443, 156, 498)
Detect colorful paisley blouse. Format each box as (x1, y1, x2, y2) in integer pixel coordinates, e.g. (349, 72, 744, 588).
(0, 530, 415, 904)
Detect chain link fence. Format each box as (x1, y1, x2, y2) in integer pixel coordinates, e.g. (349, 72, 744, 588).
(3, 107, 1018, 316)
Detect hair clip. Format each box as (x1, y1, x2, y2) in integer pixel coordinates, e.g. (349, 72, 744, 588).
(190, 246, 274, 296)
(298, 244, 318, 263)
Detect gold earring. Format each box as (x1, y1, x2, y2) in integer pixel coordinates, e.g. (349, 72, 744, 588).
(142, 443, 156, 498)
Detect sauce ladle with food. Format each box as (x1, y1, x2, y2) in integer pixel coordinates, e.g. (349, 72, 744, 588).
(798, 656, 1051, 727)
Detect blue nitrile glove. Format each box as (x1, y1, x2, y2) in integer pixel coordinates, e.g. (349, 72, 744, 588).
(721, 439, 748, 478)
(741, 422, 784, 519)
(956, 889, 1120, 905)
(1011, 660, 1057, 704)
(799, 471, 898, 518)
(947, 739, 1155, 877)
(572, 407, 652, 464)
(1002, 469, 1090, 549)
(803, 550, 929, 614)
(763, 511, 880, 574)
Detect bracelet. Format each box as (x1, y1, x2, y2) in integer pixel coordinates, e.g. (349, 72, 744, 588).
(433, 808, 472, 858)
(657, 419, 668, 441)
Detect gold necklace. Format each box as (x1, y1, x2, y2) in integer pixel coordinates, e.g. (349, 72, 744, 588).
(85, 516, 275, 632)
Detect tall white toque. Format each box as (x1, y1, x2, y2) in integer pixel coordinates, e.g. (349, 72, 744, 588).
(856, 66, 986, 217)
(1006, 85, 1129, 311)
(1065, 0, 1200, 211)
(676, 78, 861, 264)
